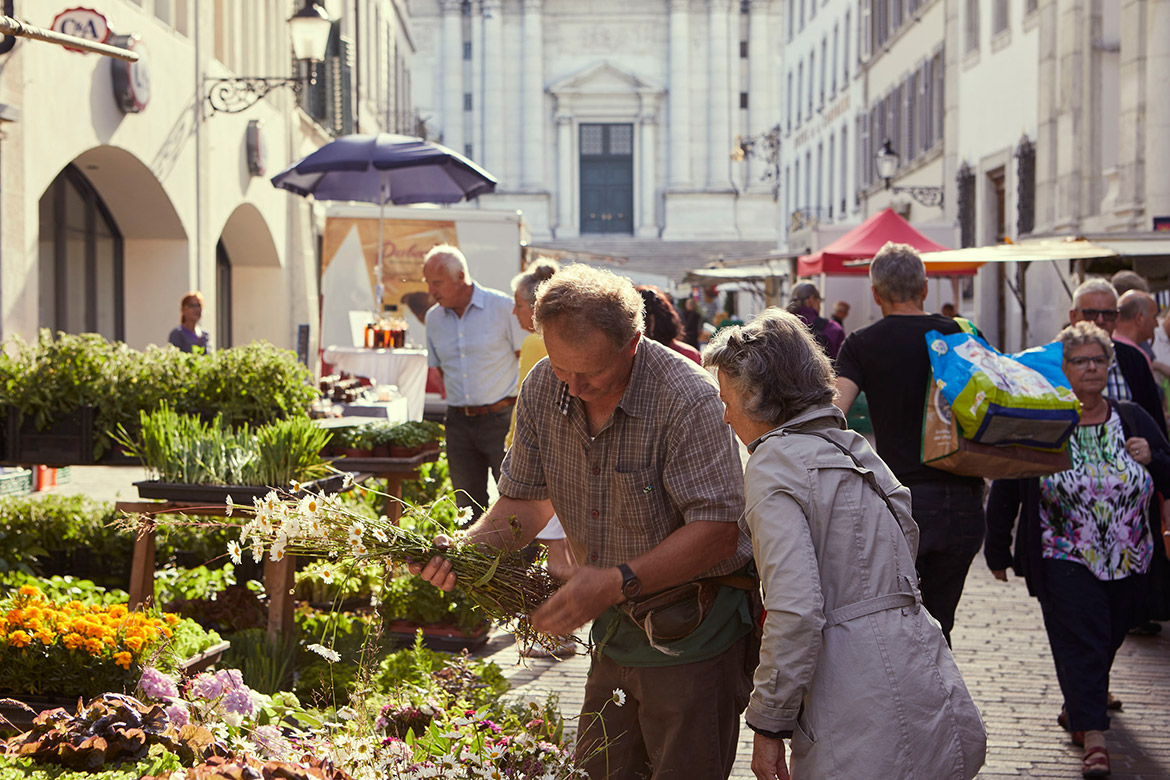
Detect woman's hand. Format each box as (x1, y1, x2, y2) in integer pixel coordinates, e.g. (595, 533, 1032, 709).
(991, 569, 1008, 582)
(1125, 436, 1152, 465)
(751, 733, 790, 780)
(407, 534, 457, 592)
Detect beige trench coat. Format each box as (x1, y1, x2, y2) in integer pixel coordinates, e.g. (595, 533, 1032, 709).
(742, 405, 986, 780)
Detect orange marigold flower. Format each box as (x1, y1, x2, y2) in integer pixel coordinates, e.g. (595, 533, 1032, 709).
(17, 585, 40, 598)
(64, 633, 85, 650)
(84, 637, 103, 654)
(34, 630, 54, 645)
(161, 626, 173, 639)
(7, 630, 32, 648)
(113, 651, 133, 670)
(164, 614, 180, 626)
(109, 605, 128, 619)
(124, 635, 146, 653)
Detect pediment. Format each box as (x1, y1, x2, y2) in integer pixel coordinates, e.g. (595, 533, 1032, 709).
(548, 60, 664, 97)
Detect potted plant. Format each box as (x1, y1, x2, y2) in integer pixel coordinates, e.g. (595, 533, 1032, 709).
(334, 425, 373, 458)
(380, 574, 490, 651)
(385, 422, 432, 458)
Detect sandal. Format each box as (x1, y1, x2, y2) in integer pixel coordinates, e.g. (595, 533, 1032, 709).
(1106, 693, 1123, 711)
(1057, 708, 1085, 747)
(1081, 745, 1110, 777)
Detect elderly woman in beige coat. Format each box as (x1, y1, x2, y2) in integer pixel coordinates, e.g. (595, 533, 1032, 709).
(703, 308, 986, 780)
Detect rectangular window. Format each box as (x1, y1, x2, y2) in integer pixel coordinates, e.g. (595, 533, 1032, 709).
(740, 40, 748, 58)
(816, 143, 823, 211)
(463, 41, 471, 60)
(993, 0, 1009, 35)
(155, 0, 173, 26)
(464, 143, 473, 158)
(787, 0, 795, 42)
(463, 93, 472, 111)
(831, 26, 839, 95)
(1026, 0, 1038, 13)
(805, 151, 812, 207)
(840, 125, 848, 213)
(797, 64, 804, 124)
(891, 0, 903, 31)
(843, 10, 851, 81)
(966, 0, 980, 52)
(934, 51, 945, 144)
(740, 92, 749, 109)
(860, 0, 872, 61)
(827, 134, 835, 219)
(800, 0, 806, 30)
(808, 52, 815, 115)
(787, 71, 793, 130)
(820, 38, 827, 106)
(857, 113, 869, 188)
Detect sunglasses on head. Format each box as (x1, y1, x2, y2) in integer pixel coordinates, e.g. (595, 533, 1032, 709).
(1078, 308, 1118, 322)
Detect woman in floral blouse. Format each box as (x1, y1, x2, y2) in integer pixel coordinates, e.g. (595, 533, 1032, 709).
(986, 321, 1170, 779)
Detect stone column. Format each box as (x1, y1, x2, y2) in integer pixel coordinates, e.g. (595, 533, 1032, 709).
(747, 0, 772, 192)
(556, 113, 574, 235)
(706, 0, 733, 191)
(637, 112, 659, 237)
(1146, 0, 1170, 221)
(481, 0, 505, 179)
(668, 0, 692, 188)
(522, 0, 545, 189)
(440, 0, 464, 154)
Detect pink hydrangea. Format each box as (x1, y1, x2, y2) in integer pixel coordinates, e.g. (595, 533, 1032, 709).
(222, 687, 256, 717)
(188, 672, 225, 700)
(139, 667, 179, 700)
(165, 702, 189, 727)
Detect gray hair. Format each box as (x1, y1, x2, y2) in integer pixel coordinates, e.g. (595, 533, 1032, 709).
(1056, 321, 1115, 365)
(787, 282, 821, 312)
(511, 258, 561, 306)
(1110, 269, 1149, 296)
(533, 263, 644, 350)
(1071, 277, 1117, 309)
(701, 307, 836, 426)
(1118, 290, 1155, 322)
(870, 242, 926, 303)
(423, 244, 472, 282)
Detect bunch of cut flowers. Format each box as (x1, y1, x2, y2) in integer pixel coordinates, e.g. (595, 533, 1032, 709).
(0, 584, 184, 697)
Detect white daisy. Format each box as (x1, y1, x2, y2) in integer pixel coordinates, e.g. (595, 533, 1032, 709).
(227, 540, 242, 565)
(306, 643, 341, 662)
(348, 522, 365, 544)
(224, 495, 234, 517)
(371, 526, 388, 543)
(611, 688, 626, 707)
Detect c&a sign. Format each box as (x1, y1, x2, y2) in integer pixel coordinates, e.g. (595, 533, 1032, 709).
(51, 7, 110, 53)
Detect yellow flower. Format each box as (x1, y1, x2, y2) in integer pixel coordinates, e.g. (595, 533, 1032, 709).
(113, 651, 133, 670)
(63, 633, 85, 650)
(17, 585, 40, 598)
(34, 630, 54, 645)
(124, 635, 145, 653)
(7, 630, 31, 647)
(84, 637, 103, 655)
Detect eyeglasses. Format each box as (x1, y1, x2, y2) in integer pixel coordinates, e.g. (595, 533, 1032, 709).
(1065, 355, 1110, 369)
(1077, 308, 1119, 322)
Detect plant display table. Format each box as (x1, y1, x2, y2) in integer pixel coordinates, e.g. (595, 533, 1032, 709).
(331, 449, 441, 522)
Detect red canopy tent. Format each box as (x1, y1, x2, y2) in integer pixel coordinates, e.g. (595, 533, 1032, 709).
(797, 208, 977, 277)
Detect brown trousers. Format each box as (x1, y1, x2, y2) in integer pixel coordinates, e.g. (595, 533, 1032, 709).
(576, 633, 752, 780)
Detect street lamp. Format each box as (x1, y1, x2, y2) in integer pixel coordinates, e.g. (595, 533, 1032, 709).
(873, 138, 944, 208)
(205, 0, 332, 115)
(731, 124, 782, 201)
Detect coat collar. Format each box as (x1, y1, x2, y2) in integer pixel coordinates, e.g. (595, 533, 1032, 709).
(747, 404, 846, 453)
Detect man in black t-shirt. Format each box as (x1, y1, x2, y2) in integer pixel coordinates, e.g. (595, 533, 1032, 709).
(834, 242, 984, 646)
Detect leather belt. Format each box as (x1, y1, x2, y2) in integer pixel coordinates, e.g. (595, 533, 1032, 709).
(450, 396, 517, 416)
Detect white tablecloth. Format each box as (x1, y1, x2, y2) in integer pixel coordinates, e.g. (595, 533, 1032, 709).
(322, 347, 428, 421)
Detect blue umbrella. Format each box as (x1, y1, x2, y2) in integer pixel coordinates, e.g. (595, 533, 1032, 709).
(270, 133, 497, 205)
(270, 133, 497, 308)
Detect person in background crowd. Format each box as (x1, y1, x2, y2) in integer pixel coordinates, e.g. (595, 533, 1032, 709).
(1150, 309, 1170, 401)
(786, 281, 845, 360)
(986, 321, 1170, 779)
(834, 242, 985, 647)
(638, 285, 702, 363)
(424, 244, 527, 521)
(414, 264, 755, 780)
(1110, 269, 1149, 297)
(1069, 280, 1170, 632)
(940, 302, 958, 318)
(831, 300, 850, 329)
(167, 291, 212, 354)
(682, 297, 703, 349)
(705, 308, 985, 780)
(508, 257, 575, 659)
(1114, 291, 1159, 370)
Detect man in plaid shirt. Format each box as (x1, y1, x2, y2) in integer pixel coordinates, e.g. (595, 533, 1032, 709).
(414, 264, 755, 780)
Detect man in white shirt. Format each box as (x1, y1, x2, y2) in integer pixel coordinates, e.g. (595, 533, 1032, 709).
(424, 245, 526, 520)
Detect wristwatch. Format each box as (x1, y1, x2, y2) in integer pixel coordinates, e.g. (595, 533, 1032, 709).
(617, 562, 642, 599)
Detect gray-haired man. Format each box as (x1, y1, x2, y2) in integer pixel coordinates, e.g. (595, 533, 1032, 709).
(833, 242, 984, 646)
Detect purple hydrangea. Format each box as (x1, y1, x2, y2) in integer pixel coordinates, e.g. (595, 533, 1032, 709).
(139, 667, 179, 700)
(188, 672, 225, 700)
(222, 687, 256, 717)
(252, 724, 284, 756)
(165, 702, 189, 727)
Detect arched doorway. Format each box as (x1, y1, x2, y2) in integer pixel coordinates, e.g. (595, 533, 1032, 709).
(217, 203, 282, 347)
(36, 146, 188, 349)
(38, 165, 124, 340)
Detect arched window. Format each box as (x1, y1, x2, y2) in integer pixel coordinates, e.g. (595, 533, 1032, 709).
(37, 165, 124, 340)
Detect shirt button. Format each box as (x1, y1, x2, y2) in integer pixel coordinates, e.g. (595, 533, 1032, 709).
(591, 467, 600, 476)
(591, 510, 599, 518)
(590, 552, 598, 562)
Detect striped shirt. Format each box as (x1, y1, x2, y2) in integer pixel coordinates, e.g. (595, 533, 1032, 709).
(499, 337, 752, 574)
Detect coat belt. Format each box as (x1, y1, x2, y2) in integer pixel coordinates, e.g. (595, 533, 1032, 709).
(824, 592, 917, 627)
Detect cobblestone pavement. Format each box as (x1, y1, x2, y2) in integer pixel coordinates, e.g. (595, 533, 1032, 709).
(486, 562, 1170, 780)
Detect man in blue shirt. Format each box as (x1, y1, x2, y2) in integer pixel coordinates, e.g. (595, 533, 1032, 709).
(424, 245, 527, 519)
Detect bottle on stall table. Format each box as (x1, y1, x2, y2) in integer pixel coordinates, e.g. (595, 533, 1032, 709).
(387, 305, 407, 349)
(364, 318, 375, 348)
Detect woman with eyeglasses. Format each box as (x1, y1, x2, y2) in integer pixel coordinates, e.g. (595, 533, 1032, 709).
(985, 321, 1170, 778)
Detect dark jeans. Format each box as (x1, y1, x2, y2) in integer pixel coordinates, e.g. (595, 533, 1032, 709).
(1039, 558, 1145, 732)
(908, 480, 985, 646)
(576, 634, 752, 780)
(443, 406, 512, 520)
